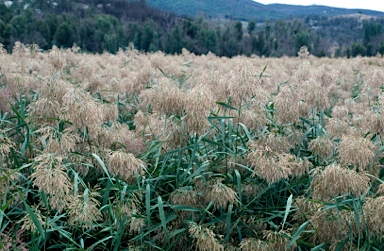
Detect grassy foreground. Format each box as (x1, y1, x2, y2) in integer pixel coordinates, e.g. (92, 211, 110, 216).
(1, 43, 384, 250)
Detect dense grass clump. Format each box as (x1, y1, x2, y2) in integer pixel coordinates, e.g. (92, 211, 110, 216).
(2, 43, 384, 250)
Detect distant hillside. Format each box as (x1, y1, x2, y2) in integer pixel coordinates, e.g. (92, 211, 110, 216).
(269, 4, 384, 18)
(145, 0, 283, 20)
(146, 0, 384, 20)
(1, 0, 384, 58)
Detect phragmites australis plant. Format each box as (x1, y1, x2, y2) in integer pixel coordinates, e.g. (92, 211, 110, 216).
(2, 43, 384, 250)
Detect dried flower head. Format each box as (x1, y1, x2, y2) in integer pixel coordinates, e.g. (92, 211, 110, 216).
(274, 85, 307, 124)
(62, 87, 105, 139)
(254, 133, 292, 154)
(298, 46, 309, 59)
(309, 164, 370, 200)
(376, 183, 384, 195)
(279, 153, 311, 178)
(242, 183, 264, 203)
(308, 136, 334, 160)
(263, 230, 296, 251)
(240, 238, 270, 251)
(170, 188, 198, 207)
(326, 118, 352, 139)
(304, 80, 330, 111)
(338, 135, 374, 171)
(27, 79, 71, 125)
(19, 205, 47, 233)
(108, 151, 146, 183)
(110, 122, 145, 154)
(182, 84, 214, 134)
(36, 127, 80, 155)
(0, 133, 15, 159)
(364, 196, 384, 237)
(188, 222, 224, 251)
(134, 111, 181, 149)
(247, 150, 291, 184)
(309, 209, 353, 244)
(293, 196, 322, 223)
(68, 188, 103, 230)
(207, 179, 238, 209)
(331, 105, 349, 120)
(140, 79, 187, 116)
(0, 229, 28, 251)
(0, 85, 14, 114)
(129, 212, 145, 234)
(30, 153, 73, 212)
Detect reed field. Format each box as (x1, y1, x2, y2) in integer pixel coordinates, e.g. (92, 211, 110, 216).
(2, 43, 384, 250)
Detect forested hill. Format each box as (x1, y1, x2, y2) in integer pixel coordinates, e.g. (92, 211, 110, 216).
(0, 0, 384, 58)
(146, 0, 384, 21)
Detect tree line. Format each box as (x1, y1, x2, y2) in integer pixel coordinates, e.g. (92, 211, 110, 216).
(0, 0, 384, 57)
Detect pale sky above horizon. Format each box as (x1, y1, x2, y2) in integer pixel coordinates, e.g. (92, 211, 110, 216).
(255, 0, 384, 12)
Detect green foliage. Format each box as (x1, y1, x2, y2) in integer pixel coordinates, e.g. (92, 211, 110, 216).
(234, 21, 243, 41)
(247, 20, 256, 34)
(146, 0, 384, 21)
(166, 25, 185, 54)
(0, 0, 384, 57)
(54, 22, 76, 48)
(350, 42, 366, 57)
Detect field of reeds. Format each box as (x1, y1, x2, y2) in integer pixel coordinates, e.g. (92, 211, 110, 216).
(2, 43, 384, 250)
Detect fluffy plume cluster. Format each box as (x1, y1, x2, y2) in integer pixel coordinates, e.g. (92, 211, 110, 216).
(337, 135, 374, 171)
(309, 164, 370, 200)
(170, 188, 199, 207)
(193, 178, 237, 209)
(108, 151, 146, 182)
(364, 196, 384, 237)
(240, 238, 270, 251)
(62, 88, 116, 138)
(30, 153, 73, 212)
(263, 230, 296, 251)
(240, 230, 296, 251)
(68, 188, 103, 230)
(247, 137, 310, 184)
(274, 85, 307, 124)
(208, 179, 238, 209)
(308, 136, 334, 160)
(0, 229, 27, 251)
(19, 206, 47, 233)
(27, 79, 71, 125)
(35, 127, 80, 155)
(309, 209, 360, 245)
(0, 133, 15, 159)
(113, 191, 145, 234)
(188, 222, 224, 251)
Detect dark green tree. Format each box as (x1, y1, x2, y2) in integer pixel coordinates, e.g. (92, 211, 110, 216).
(247, 20, 256, 34)
(350, 43, 366, 57)
(138, 21, 156, 51)
(0, 3, 12, 23)
(166, 25, 185, 54)
(235, 21, 243, 41)
(363, 22, 382, 44)
(295, 31, 311, 51)
(54, 22, 76, 48)
(378, 41, 384, 56)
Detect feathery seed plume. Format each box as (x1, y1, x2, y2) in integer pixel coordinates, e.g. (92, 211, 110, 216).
(309, 164, 369, 200)
(108, 150, 145, 182)
(188, 222, 224, 251)
(30, 153, 73, 212)
(68, 188, 102, 230)
(338, 135, 374, 171)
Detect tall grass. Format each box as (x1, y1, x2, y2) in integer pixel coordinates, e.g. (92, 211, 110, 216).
(1, 44, 384, 250)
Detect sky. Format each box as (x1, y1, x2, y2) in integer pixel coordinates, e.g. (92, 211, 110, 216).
(255, 0, 384, 12)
